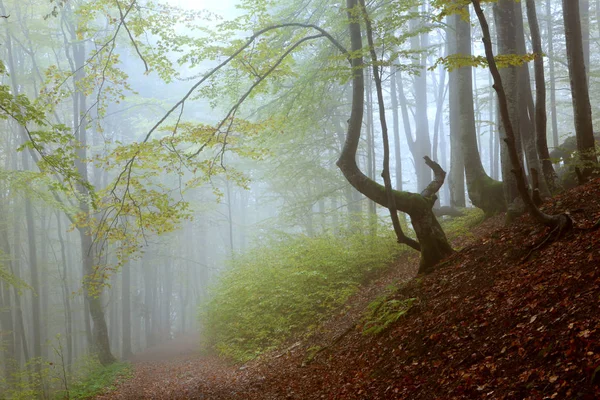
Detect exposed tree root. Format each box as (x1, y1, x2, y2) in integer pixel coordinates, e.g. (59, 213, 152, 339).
(523, 213, 574, 261)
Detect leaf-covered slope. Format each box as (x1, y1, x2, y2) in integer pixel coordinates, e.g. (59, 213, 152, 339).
(209, 179, 600, 399)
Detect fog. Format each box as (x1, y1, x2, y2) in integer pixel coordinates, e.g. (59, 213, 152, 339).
(0, 0, 593, 397)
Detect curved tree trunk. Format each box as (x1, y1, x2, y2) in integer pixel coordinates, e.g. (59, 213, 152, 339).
(337, 0, 453, 274)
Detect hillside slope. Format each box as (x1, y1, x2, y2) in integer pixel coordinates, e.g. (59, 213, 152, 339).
(205, 180, 600, 399)
(99, 180, 600, 399)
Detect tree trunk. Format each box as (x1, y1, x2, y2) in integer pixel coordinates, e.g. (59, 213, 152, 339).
(514, 1, 550, 197)
(562, 0, 598, 181)
(55, 212, 73, 369)
(580, 0, 590, 78)
(411, 16, 432, 192)
(494, 0, 525, 221)
(472, 0, 572, 233)
(337, 0, 453, 274)
(447, 18, 466, 208)
(449, 9, 505, 216)
(390, 68, 403, 192)
(546, 0, 560, 149)
(0, 203, 16, 382)
(79, 231, 116, 366)
(525, 0, 558, 192)
(121, 262, 132, 358)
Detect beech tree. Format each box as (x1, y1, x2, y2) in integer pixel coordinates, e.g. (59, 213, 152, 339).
(447, 7, 504, 216)
(562, 0, 598, 181)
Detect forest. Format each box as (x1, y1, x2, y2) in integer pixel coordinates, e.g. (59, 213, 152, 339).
(0, 0, 599, 398)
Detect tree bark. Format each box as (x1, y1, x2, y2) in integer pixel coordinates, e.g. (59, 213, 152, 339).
(525, 0, 558, 192)
(447, 18, 466, 208)
(494, 0, 525, 221)
(337, 0, 453, 274)
(472, 0, 572, 233)
(562, 0, 598, 181)
(411, 16, 432, 192)
(546, 0, 560, 149)
(514, 1, 550, 197)
(390, 68, 403, 192)
(449, 9, 505, 216)
(121, 261, 133, 358)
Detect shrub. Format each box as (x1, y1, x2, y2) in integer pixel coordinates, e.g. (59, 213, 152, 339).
(199, 224, 404, 362)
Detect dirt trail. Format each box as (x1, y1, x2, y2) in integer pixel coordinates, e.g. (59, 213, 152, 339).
(97, 335, 240, 399)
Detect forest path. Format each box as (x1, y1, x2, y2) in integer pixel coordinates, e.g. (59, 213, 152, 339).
(97, 334, 240, 399)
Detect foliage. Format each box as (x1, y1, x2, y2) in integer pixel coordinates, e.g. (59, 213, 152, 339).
(63, 359, 132, 400)
(440, 208, 485, 241)
(361, 295, 417, 335)
(0, 352, 131, 400)
(199, 223, 405, 362)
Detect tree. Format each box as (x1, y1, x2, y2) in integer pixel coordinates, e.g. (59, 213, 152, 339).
(338, 0, 453, 273)
(562, 0, 598, 182)
(525, 0, 557, 193)
(471, 0, 572, 234)
(447, 7, 504, 216)
(493, 0, 525, 221)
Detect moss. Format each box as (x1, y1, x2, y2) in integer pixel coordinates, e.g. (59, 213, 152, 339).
(468, 175, 506, 217)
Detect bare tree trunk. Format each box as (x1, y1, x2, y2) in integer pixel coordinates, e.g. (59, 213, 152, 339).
(525, 0, 558, 192)
(338, 0, 453, 274)
(447, 17, 466, 208)
(449, 9, 505, 216)
(514, 1, 550, 197)
(0, 203, 16, 382)
(472, 0, 572, 232)
(411, 16, 432, 192)
(580, 0, 590, 78)
(121, 261, 132, 358)
(390, 68, 403, 192)
(562, 0, 598, 181)
(55, 212, 73, 369)
(494, 0, 525, 221)
(547, 0, 560, 149)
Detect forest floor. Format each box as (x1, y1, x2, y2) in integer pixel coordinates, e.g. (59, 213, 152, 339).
(97, 179, 600, 399)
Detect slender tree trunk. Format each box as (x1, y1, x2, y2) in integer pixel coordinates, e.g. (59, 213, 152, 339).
(514, 0, 549, 198)
(547, 0, 560, 149)
(121, 261, 132, 358)
(411, 17, 432, 192)
(447, 17, 466, 208)
(526, 0, 557, 192)
(390, 68, 403, 192)
(494, 0, 525, 220)
(580, 0, 590, 78)
(472, 0, 573, 232)
(0, 203, 16, 382)
(55, 212, 73, 369)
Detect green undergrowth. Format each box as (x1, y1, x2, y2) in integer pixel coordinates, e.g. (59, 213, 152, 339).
(0, 355, 131, 400)
(199, 223, 405, 362)
(64, 360, 132, 399)
(362, 294, 417, 335)
(440, 207, 485, 243)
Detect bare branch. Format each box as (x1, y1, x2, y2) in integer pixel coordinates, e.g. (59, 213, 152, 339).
(421, 156, 446, 199)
